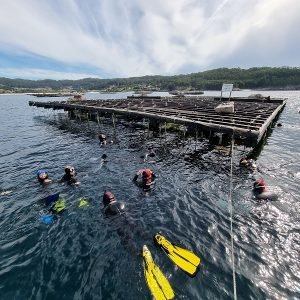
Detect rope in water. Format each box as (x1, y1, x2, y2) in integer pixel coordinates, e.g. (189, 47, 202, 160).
(229, 134, 237, 300)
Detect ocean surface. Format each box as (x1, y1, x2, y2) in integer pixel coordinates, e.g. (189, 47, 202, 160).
(0, 90, 299, 300)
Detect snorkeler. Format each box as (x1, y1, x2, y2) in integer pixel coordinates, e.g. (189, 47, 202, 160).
(37, 170, 52, 184)
(98, 133, 107, 145)
(133, 168, 157, 191)
(61, 165, 80, 185)
(101, 154, 108, 163)
(102, 191, 125, 216)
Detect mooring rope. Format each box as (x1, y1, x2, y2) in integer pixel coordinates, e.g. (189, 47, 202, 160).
(229, 134, 237, 300)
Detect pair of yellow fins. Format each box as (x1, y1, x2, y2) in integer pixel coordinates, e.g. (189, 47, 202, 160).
(142, 233, 201, 300)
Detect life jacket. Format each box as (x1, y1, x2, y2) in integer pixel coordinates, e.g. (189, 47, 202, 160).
(103, 191, 115, 206)
(142, 169, 152, 185)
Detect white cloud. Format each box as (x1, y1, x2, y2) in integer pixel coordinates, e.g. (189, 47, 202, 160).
(0, 68, 99, 80)
(0, 0, 299, 78)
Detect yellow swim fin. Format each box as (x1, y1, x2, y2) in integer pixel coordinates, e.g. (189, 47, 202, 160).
(78, 197, 89, 207)
(142, 245, 174, 300)
(154, 233, 201, 277)
(51, 196, 66, 213)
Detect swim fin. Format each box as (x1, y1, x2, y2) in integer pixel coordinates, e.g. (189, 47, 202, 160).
(51, 196, 66, 213)
(78, 197, 89, 207)
(153, 233, 200, 277)
(142, 245, 174, 300)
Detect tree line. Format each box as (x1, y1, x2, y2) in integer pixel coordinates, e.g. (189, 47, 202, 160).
(1, 67, 300, 92)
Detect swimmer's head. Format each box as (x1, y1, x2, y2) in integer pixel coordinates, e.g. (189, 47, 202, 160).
(98, 133, 106, 140)
(253, 179, 266, 193)
(103, 191, 115, 206)
(101, 154, 107, 160)
(37, 170, 48, 182)
(65, 165, 76, 176)
(142, 169, 152, 178)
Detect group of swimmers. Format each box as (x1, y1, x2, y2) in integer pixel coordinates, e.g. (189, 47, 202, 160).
(36, 133, 279, 222)
(36, 132, 159, 218)
(37, 165, 80, 186)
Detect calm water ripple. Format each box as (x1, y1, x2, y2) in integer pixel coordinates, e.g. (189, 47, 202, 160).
(0, 91, 299, 299)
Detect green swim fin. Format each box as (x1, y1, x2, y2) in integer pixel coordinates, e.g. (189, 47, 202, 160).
(52, 196, 66, 213)
(142, 245, 174, 300)
(154, 233, 201, 277)
(78, 197, 89, 207)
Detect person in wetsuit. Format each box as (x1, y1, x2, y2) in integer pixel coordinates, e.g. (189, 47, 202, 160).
(37, 170, 52, 184)
(98, 133, 107, 145)
(133, 168, 157, 191)
(102, 191, 125, 216)
(101, 191, 150, 255)
(61, 165, 80, 185)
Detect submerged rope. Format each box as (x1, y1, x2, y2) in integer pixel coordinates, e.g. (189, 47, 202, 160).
(229, 134, 237, 300)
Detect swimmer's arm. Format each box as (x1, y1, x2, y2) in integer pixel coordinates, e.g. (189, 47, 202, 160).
(134, 169, 143, 180)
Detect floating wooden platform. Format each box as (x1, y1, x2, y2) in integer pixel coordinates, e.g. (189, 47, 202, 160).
(27, 92, 75, 97)
(29, 95, 286, 147)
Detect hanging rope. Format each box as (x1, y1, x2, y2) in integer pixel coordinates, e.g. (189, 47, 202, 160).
(228, 133, 237, 300)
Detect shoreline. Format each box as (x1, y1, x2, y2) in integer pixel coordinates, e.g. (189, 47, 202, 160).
(1, 88, 300, 96)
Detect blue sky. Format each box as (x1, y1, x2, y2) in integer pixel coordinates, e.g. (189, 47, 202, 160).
(0, 0, 299, 80)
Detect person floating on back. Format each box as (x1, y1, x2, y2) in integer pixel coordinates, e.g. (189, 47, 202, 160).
(61, 165, 80, 185)
(37, 170, 52, 184)
(102, 191, 125, 216)
(133, 168, 157, 191)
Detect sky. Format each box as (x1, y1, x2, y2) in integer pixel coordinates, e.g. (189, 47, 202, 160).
(0, 0, 299, 80)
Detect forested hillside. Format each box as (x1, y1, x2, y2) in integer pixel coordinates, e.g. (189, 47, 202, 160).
(1, 67, 300, 92)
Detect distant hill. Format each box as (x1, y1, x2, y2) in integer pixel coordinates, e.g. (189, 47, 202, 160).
(1, 67, 300, 92)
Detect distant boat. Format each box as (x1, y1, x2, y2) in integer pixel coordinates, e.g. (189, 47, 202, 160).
(28, 92, 74, 97)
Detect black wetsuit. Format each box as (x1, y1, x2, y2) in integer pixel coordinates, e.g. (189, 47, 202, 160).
(104, 201, 125, 216)
(61, 174, 78, 185)
(99, 134, 107, 144)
